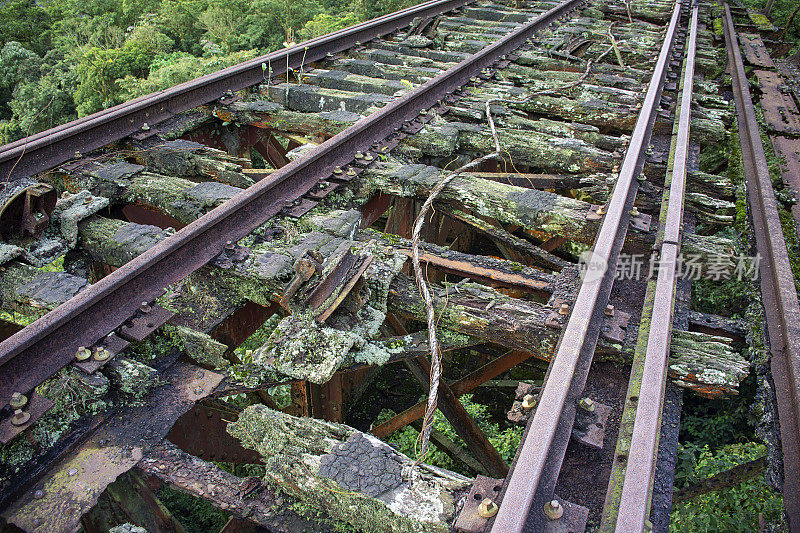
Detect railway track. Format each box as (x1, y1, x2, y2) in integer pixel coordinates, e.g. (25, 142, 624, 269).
(0, 0, 797, 530)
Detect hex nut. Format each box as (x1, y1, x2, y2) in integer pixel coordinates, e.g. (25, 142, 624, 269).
(522, 394, 537, 410)
(333, 166, 343, 174)
(75, 346, 92, 362)
(10, 392, 27, 409)
(140, 301, 152, 314)
(604, 304, 615, 317)
(93, 348, 112, 362)
(478, 498, 498, 518)
(347, 168, 357, 176)
(544, 499, 564, 520)
(579, 397, 595, 412)
(355, 151, 364, 159)
(11, 409, 30, 426)
(364, 153, 374, 161)
(630, 207, 640, 216)
(558, 303, 570, 315)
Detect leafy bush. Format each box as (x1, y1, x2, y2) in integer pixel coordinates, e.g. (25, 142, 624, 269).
(670, 442, 783, 532)
(378, 394, 523, 475)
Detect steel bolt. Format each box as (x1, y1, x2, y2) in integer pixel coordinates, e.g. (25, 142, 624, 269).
(347, 167, 357, 176)
(33, 490, 45, 500)
(521, 394, 537, 410)
(478, 498, 498, 518)
(84, 195, 93, 204)
(68, 468, 78, 476)
(630, 207, 640, 217)
(74, 150, 82, 159)
(597, 205, 606, 215)
(419, 108, 428, 115)
(364, 153, 374, 161)
(93, 348, 112, 362)
(10, 392, 28, 409)
(605, 176, 616, 185)
(558, 303, 570, 315)
(333, 166, 343, 174)
(604, 304, 615, 317)
(544, 499, 564, 520)
(141, 122, 150, 131)
(355, 151, 364, 159)
(140, 301, 152, 314)
(579, 397, 595, 412)
(637, 174, 646, 181)
(11, 409, 30, 426)
(61, 191, 72, 200)
(225, 240, 235, 251)
(75, 346, 92, 361)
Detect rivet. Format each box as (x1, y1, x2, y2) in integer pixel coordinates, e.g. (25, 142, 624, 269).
(347, 168, 357, 176)
(579, 397, 595, 412)
(33, 489, 45, 500)
(558, 303, 570, 315)
(12, 409, 30, 426)
(75, 346, 92, 362)
(333, 166, 343, 174)
(522, 394, 537, 410)
(478, 498, 498, 518)
(604, 304, 615, 316)
(10, 392, 28, 409)
(544, 499, 563, 520)
(93, 348, 112, 362)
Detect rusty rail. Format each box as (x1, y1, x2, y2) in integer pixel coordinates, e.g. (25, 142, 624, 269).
(723, 5, 800, 527)
(0, 0, 584, 416)
(0, 0, 474, 181)
(489, 1, 685, 530)
(612, 4, 697, 530)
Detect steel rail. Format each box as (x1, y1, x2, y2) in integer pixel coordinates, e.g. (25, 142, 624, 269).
(0, 0, 584, 413)
(0, 0, 474, 181)
(489, 2, 684, 531)
(723, 5, 800, 527)
(613, 5, 697, 530)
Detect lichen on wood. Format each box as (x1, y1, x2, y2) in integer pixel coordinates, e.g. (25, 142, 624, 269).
(227, 405, 470, 532)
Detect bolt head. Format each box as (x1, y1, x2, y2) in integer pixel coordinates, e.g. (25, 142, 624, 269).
(558, 303, 570, 315)
(478, 498, 498, 518)
(355, 151, 364, 159)
(364, 153, 374, 161)
(579, 397, 595, 412)
(604, 304, 615, 317)
(140, 301, 152, 314)
(522, 394, 537, 410)
(347, 168, 357, 176)
(141, 122, 150, 131)
(74, 150, 82, 159)
(544, 499, 564, 520)
(333, 166, 343, 174)
(93, 348, 112, 362)
(33, 489, 45, 500)
(10, 392, 27, 409)
(11, 409, 30, 426)
(75, 346, 92, 361)
(630, 207, 640, 216)
(61, 191, 72, 200)
(83, 195, 93, 204)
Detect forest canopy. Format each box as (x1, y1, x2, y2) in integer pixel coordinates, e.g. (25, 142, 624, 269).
(0, 0, 422, 144)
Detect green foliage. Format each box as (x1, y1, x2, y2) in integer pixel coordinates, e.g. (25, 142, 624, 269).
(157, 485, 230, 533)
(300, 12, 361, 40)
(378, 394, 523, 475)
(670, 442, 783, 532)
(0, 0, 429, 143)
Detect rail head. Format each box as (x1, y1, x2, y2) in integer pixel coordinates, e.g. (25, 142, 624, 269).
(489, 1, 685, 531)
